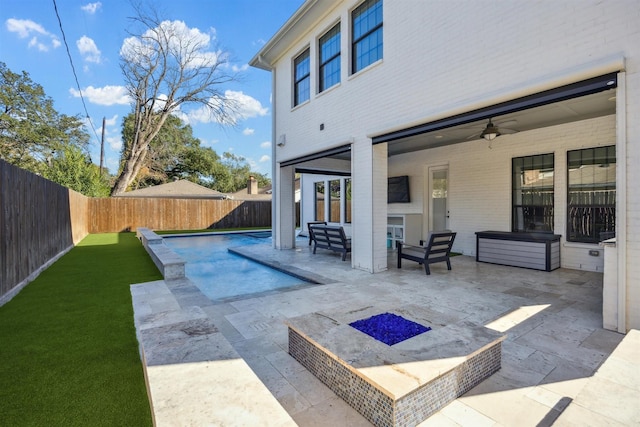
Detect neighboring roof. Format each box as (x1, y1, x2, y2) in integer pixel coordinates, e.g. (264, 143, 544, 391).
(250, 0, 339, 70)
(115, 180, 227, 199)
(227, 179, 300, 201)
(228, 183, 273, 201)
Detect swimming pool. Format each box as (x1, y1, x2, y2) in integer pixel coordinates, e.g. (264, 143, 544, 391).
(163, 232, 309, 301)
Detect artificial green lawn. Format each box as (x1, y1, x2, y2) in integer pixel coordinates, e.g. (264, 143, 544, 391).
(0, 233, 162, 426)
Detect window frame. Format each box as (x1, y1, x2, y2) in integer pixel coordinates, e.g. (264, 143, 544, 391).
(329, 179, 341, 222)
(318, 23, 341, 93)
(511, 153, 555, 233)
(314, 181, 325, 222)
(566, 145, 616, 243)
(293, 48, 311, 107)
(351, 0, 383, 74)
(344, 178, 352, 224)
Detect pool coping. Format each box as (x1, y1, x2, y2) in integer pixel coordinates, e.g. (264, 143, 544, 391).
(137, 228, 186, 280)
(228, 246, 330, 285)
(139, 227, 332, 286)
(131, 280, 297, 426)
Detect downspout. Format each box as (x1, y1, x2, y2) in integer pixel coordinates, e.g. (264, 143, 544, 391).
(255, 55, 278, 248)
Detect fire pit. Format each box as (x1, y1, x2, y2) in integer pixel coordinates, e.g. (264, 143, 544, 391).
(286, 307, 505, 427)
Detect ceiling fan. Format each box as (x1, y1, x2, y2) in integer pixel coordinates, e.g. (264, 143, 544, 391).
(465, 119, 519, 143)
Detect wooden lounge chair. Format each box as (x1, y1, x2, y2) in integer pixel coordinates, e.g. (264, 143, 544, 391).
(397, 231, 457, 275)
(309, 224, 351, 261)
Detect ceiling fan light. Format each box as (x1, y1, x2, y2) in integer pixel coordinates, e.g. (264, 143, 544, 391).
(481, 120, 501, 141)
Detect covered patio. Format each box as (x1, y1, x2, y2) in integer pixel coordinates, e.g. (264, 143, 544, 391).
(132, 242, 637, 426)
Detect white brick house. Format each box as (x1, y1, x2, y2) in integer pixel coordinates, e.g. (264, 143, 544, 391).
(250, 0, 640, 332)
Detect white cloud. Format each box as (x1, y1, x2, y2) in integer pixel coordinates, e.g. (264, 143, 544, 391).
(106, 157, 119, 171)
(69, 85, 130, 106)
(95, 114, 119, 136)
(105, 114, 119, 127)
(242, 128, 254, 136)
(82, 114, 119, 150)
(6, 18, 60, 51)
(28, 36, 48, 51)
(227, 90, 268, 119)
(81, 2, 102, 14)
(107, 136, 122, 151)
(171, 109, 190, 124)
(120, 20, 224, 69)
(77, 36, 101, 63)
(6, 18, 46, 38)
(260, 141, 271, 149)
(259, 155, 270, 163)
(232, 63, 249, 72)
(186, 90, 267, 125)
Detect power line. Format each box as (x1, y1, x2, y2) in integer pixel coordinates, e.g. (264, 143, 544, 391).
(52, 0, 102, 149)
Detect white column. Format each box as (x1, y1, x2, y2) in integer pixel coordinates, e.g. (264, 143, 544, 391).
(616, 71, 629, 332)
(274, 164, 296, 249)
(351, 139, 388, 273)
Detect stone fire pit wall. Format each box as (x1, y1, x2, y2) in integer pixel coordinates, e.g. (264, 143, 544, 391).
(287, 311, 505, 427)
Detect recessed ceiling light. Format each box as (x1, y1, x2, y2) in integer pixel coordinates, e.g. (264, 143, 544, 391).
(434, 135, 443, 139)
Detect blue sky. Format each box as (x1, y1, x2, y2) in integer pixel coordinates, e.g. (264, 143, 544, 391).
(0, 0, 303, 177)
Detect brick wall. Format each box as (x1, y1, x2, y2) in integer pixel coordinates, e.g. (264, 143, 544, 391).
(266, 0, 640, 327)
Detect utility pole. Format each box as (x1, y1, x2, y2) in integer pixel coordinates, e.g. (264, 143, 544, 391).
(100, 116, 105, 176)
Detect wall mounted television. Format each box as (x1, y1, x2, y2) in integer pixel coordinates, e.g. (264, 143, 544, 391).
(388, 175, 410, 203)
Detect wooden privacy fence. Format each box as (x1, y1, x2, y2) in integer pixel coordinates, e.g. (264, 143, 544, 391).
(315, 201, 350, 222)
(0, 159, 89, 299)
(0, 160, 283, 300)
(90, 198, 272, 232)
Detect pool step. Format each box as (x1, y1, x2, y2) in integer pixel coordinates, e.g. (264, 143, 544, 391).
(137, 228, 186, 280)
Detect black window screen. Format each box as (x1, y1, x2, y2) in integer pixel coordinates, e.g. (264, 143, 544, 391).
(567, 146, 616, 243)
(512, 154, 554, 233)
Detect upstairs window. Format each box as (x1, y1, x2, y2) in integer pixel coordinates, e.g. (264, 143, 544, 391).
(512, 154, 555, 233)
(294, 49, 310, 106)
(319, 24, 341, 92)
(567, 146, 616, 243)
(352, 0, 383, 74)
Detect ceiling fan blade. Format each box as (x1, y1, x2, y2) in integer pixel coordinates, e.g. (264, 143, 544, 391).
(500, 127, 519, 134)
(496, 119, 518, 128)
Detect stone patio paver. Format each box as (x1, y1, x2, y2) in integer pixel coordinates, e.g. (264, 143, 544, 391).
(131, 240, 638, 426)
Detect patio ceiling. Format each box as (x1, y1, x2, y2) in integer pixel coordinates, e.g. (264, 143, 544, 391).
(385, 89, 616, 157)
(377, 73, 618, 156)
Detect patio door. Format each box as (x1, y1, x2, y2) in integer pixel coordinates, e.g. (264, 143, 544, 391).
(429, 166, 449, 232)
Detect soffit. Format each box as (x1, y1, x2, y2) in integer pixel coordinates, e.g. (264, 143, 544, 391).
(250, 0, 341, 69)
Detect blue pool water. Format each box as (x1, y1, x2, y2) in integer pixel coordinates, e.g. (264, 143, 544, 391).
(163, 232, 308, 301)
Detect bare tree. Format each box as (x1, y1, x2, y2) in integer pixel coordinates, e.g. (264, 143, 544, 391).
(111, 4, 238, 195)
